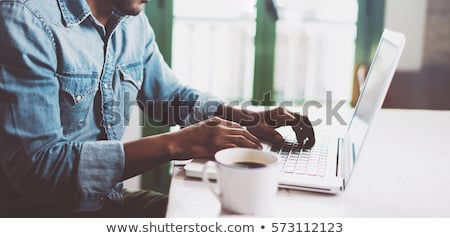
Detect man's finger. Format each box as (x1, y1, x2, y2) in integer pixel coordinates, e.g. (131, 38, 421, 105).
(229, 128, 262, 149)
(291, 114, 315, 149)
(248, 124, 283, 144)
(204, 117, 241, 128)
(302, 116, 315, 148)
(293, 125, 307, 150)
(227, 135, 261, 150)
(264, 108, 296, 127)
(281, 109, 298, 126)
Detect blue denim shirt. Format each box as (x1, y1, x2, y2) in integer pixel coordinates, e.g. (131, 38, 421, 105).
(0, 0, 223, 212)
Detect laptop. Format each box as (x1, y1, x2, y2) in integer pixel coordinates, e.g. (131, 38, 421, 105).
(184, 29, 405, 193)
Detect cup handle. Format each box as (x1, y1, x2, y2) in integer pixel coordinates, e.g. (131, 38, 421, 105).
(202, 161, 220, 200)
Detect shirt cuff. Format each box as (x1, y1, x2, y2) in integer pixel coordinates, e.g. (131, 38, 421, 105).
(75, 140, 125, 212)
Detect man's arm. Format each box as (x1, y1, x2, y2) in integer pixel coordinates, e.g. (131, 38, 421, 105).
(121, 116, 261, 180)
(119, 15, 262, 180)
(0, 3, 124, 212)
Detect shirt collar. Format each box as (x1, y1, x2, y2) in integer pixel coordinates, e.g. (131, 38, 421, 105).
(57, 0, 92, 26)
(57, 0, 128, 27)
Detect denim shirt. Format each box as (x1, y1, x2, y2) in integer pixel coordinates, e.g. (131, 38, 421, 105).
(0, 0, 223, 212)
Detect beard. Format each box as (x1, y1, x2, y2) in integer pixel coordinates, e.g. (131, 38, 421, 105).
(110, 0, 148, 16)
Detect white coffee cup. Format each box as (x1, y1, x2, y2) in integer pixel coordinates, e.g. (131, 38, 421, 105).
(202, 148, 279, 216)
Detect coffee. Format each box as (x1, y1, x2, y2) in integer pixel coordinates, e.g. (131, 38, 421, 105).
(232, 161, 267, 169)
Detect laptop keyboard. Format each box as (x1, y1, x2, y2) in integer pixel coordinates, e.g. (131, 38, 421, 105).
(271, 140, 329, 177)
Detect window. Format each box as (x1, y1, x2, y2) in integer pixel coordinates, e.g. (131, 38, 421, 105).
(274, 0, 357, 103)
(172, 0, 256, 101)
(171, 0, 357, 103)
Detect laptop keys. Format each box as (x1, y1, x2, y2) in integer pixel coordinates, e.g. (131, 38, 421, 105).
(272, 140, 329, 177)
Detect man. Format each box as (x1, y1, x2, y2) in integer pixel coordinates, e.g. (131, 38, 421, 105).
(0, 0, 315, 217)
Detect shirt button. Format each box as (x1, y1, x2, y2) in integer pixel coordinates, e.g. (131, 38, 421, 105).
(76, 95, 82, 102)
(107, 124, 112, 129)
(103, 83, 108, 89)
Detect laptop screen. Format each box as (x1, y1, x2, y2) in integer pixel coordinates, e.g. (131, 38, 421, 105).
(346, 30, 405, 164)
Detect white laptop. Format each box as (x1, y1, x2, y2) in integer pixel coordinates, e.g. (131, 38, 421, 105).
(184, 29, 405, 194)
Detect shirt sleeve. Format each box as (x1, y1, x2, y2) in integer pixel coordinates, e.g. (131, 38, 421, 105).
(138, 14, 226, 127)
(0, 2, 124, 212)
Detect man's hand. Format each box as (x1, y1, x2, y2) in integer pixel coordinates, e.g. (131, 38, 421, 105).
(216, 105, 315, 150)
(247, 107, 315, 149)
(173, 117, 262, 159)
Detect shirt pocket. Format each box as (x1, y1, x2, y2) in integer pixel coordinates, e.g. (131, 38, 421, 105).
(117, 62, 143, 123)
(118, 62, 143, 91)
(57, 71, 99, 134)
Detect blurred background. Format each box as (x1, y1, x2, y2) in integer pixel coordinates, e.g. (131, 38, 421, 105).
(122, 0, 450, 192)
(171, 0, 357, 103)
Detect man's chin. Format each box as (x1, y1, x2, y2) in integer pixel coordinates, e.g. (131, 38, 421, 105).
(111, 0, 146, 16)
(118, 6, 144, 16)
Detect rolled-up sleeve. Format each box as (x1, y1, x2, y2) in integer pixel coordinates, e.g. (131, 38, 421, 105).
(139, 14, 225, 127)
(77, 141, 124, 211)
(0, 2, 124, 212)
